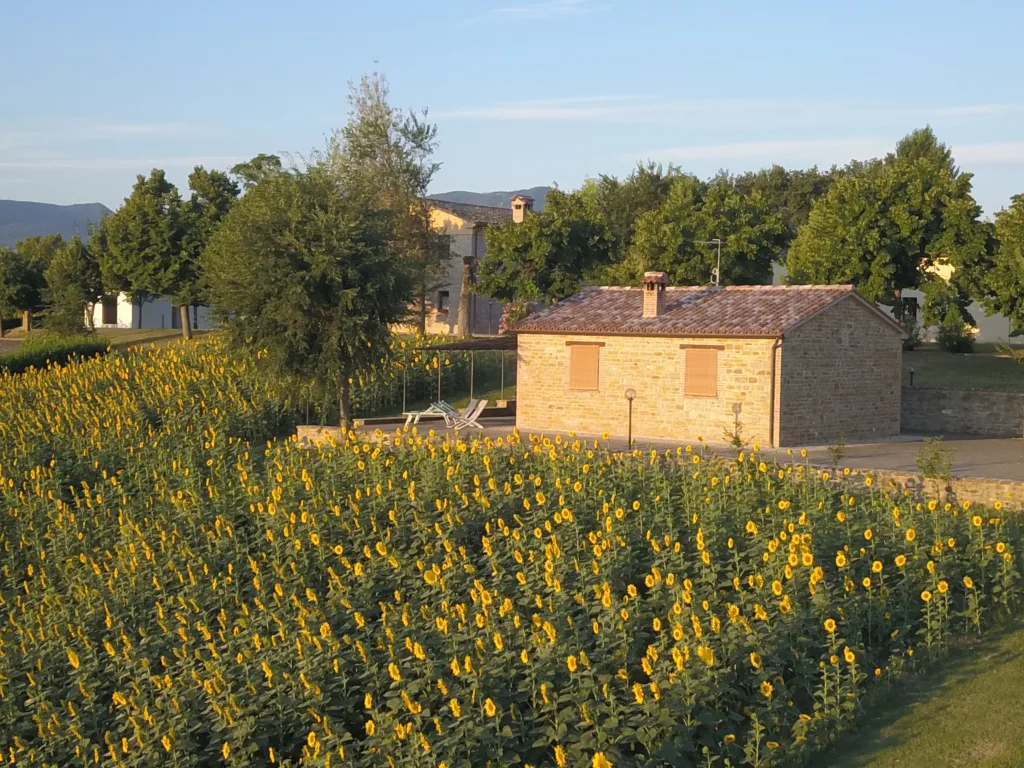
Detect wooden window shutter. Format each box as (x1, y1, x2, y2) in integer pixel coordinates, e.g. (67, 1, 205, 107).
(569, 344, 600, 391)
(685, 347, 718, 397)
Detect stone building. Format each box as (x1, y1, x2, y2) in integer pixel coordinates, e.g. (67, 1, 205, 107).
(420, 194, 533, 336)
(513, 273, 907, 447)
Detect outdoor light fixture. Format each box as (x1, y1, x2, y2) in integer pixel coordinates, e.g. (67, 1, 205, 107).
(624, 388, 636, 447)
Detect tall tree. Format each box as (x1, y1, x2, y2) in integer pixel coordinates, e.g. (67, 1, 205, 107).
(610, 174, 787, 286)
(731, 165, 835, 237)
(476, 188, 614, 305)
(12, 234, 63, 331)
(99, 170, 185, 328)
(325, 73, 445, 335)
(985, 194, 1024, 335)
(0, 248, 28, 337)
(788, 128, 989, 324)
(577, 162, 680, 258)
(176, 166, 240, 338)
(204, 164, 413, 429)
(230, 153, 283, 191)
(43, 234, 103, 334)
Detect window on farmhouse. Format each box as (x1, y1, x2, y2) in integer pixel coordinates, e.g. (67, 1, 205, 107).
(685, 347, 718, 397)
(437, 290, 450, 312)
(569, 344, 600, 391)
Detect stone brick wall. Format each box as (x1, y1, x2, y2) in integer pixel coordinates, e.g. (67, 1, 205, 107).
(819, 465, 1024, 511)
(901, 387, 1024, 437)
(516, 334, 780, 445)
(780, 296, 903, 445)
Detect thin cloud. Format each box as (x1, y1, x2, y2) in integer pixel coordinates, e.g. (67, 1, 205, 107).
(437, 97, 1024, 127)
(955, 142, 1024, 165)
(66, 118, 196, 139)
(635, 138, 1024, 168)
(470, 0, 603, 23)
(0, 155, 244, 171)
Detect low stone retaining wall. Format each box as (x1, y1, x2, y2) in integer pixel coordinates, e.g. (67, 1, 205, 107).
(821, 465, 1024, 511)
(901, 387, 1024, 438)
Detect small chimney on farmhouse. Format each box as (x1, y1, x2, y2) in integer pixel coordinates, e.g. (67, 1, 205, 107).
(511, 194, 534, 224)
(642, 271, 668, 318)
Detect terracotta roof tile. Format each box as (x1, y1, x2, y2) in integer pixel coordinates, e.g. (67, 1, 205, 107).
(426, 199, 513, 225)
(513, 284, 894, 338)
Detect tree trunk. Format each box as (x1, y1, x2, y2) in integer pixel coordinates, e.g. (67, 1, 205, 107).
(179, 305, 193, 340)
(339, 375, 353, 432)
(417, 270, 428, 336)
(86, 303, 96, 333)
(893, 288, 904, 326)
(457, 256, 473, 339)
(0, 318, 5, 338)
(135, 296, 142, 329)
(22, 310, 31, 333)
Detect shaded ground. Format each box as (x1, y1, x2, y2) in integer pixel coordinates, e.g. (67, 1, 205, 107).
(905, 342, 1024, 391)
(820, 624, 1024, 767)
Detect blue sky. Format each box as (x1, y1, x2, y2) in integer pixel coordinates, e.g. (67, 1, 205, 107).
(3, 0, 1024, 215)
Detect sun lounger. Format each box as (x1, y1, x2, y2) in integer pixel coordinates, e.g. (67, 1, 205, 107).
(452, 399, 488, 430)
(402, 402, 448, 427)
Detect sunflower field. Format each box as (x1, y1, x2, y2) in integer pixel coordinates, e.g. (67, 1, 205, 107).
(1, 344, 1022, 767)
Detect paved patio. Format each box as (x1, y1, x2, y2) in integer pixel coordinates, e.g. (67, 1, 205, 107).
(366, 418, 1024, 483)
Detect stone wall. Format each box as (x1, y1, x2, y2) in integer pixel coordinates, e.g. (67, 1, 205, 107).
(780, 295, 904, 445)
(824, 465, 1024, 511)
(901, 387, 1024, 438)
(516, 333, 780, 446)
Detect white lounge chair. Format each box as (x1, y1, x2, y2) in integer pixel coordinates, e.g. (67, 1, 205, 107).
(402, 402, 448, 427)
(452, 399, 488, 430)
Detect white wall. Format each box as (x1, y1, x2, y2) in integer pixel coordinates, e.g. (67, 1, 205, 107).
(87, 294, 218, 330)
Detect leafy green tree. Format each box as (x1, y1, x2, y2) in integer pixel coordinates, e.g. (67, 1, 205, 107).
(230, 153, 283, 191)
(985, 194, 1024, 336)
(578, 162, 680, 257)
(175, 167, 240, 338)
(11, 234, 63, 331)
(43, 234, 103, 334)
(788, 128, 990, 324)
(610, 174, 787, 286)
(325, 73, 445, 335)
(731, 164, 834, 237)
(476, 188, 615, 305)
(204, 164, 412, 429)
(0, 248, 28, 336)
(99, 170, 185, 328)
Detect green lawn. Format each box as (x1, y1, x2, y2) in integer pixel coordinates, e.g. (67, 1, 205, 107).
(820, 625, 1024, 767)
(97, 328, 213, 351)
(904, 343, 1024, 390)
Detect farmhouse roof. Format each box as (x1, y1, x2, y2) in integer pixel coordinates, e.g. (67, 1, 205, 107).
(513, 284, 908, 338)
(425, 198, 513, 226)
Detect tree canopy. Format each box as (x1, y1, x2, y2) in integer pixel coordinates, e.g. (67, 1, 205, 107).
(787, 127, 990, 323)
(99, 170, 184, 325)
(324, 73, 446, 334)
(43, 234, 103, 334)
(230, 153, 283, 191)
(986, 194, 1024, 335)
(204, 164, 413, 428)
(610, 174, 787, 286)
(477, 188, 615, 305)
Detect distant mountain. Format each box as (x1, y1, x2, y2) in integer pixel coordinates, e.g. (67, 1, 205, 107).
(429, 186, 551, 211)
(0, 200, 112, 248)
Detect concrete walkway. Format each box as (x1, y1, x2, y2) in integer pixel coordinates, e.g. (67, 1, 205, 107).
(370, 418, 1024, 483)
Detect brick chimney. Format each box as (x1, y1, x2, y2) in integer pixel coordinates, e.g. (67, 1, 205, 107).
(511, 194, 534, 224)
(642, 271, 668, 318)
